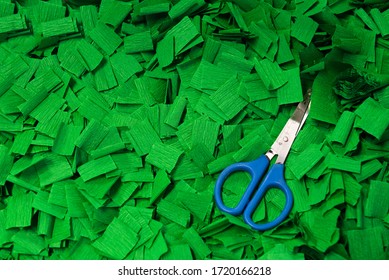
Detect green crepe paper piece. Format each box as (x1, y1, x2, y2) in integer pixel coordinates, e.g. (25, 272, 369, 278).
(215, 51, 254, 75)
(5, 191, 33, 229)
(287, 179, 310, 213)
(253, 98, 279, 116)
(75, 119, 109, 153)
(276, 68, 303, 105)
(77, 155, 117, 182)
(0, 145, 13, 185)
(39, 17, 78, 38)
(51, 216, 71, 244)
(31, 134, 54, 147)
(122, 163, 154, 183)
(77, 97, 110, 122)
(355, 8, 380, 34)
(365, 180, 389, 218)
(76, 39, 103, 72)
(30, 1, 66, 23)
(149, 170, 170, 205)
(193, 94, 230, 123)
(18, 77, 62, 116)
(110, 52, 143, 83)
(343, 173, 363, 206)
(239, 74, 271, 102)
(287, 144, 323, 180)
(30, 94, 65, 122)
(80, 5, 98, 36)
(164, 95, 187, 128)
(277, 33, 294, 65)
(124, 31, 154, 54)
(292, 124, 325, 153)
(233, 130, 270, 162)
(61, 238, 102, 260)
(12, 230, 46, 256)
(89, 22, 122, 56)
(139, 3, 170, 16)
(213, 227, 253, 251)
(0, 14, 27, 34)
(168, 0, 205, 20)
(127, 119, 162, 156)
(118, 207, 143, 234)
(32, 191, 67, 219)
(162, 244, 193, 260)
(370, 8, 389, 38)
(93, 57, 118, 92)
(261, 244, 304, 260)
(58, 40, 86, 77)
(226, 3, 248, 32)
(326, 153, 361, 174)
(157, 199, 190, 227)
(36, 153, 74, 187)
(0, 0, 15, 17)
(177, 191, 213, 221)
(254, 58, 287, 91)
(188, 143, 215, 173)
(307, 175, 330, 206)
(0, 209, 16, 247)
(354, 159, 382, 183)
(99, 0, 132, 29)
(134, 76, 168, 106)
(354, 97, 389, 140)
(183, 227, 211, 259)
(52, 124, 82, 156)
(0, 114, 22, 132)
(66, 183, 88, 218)
(332, 25, 362, 55)
(219, 125, 241, 155)
(191, 118, 220, 154)
(111, 182, 139, 206)
(299, 208, 340, 252)
(146, 143, 183, 173)
(207, 153, 235, 175)
(190, 60, 236, 92)
(330, 111, 355, 145)
(10, 130, 34, 155)
(334, 68, 389, 103)
(93, 217, 139, 259)
(248, 20, 278, 60)
(210, 76, 247, 121)
(111, 152, 142, 174)
(310, 54, 340, 124)
(48, 181, 67, 208)
(91, 128, 125, 160)
(291, 15, 319, 46)
(171, 155, 203, 180)
(6, 174, 40, 193)
(158, 16, 203, 67)
(375, 86, 389, 109)
(35, 110, 70, 138)
(347, 227, 385, 260)
(144, 231, 168, 260)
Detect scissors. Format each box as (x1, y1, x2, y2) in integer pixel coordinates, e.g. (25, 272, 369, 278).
(214, 90, 311, 231)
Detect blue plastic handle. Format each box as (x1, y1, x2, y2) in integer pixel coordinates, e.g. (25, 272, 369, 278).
(214, 155, 270, 216)
(243, 164, 293, 231)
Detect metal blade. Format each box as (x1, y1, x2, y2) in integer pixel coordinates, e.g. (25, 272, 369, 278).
(265, 90, 312, 164)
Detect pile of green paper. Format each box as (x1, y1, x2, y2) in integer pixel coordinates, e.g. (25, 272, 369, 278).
(0, 0, 388, 260)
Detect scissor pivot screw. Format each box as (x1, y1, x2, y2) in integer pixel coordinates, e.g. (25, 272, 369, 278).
(283, 136, 289, 142)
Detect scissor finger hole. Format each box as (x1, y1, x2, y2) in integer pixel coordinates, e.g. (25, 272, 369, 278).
(252, 188, 286, 223)
(221, 171, 251, 209)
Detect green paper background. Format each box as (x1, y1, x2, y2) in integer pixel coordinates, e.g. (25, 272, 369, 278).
(0, 0, 389, 260)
